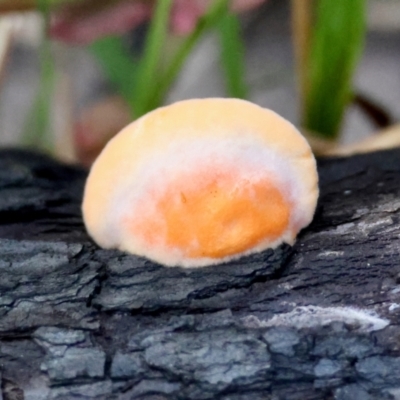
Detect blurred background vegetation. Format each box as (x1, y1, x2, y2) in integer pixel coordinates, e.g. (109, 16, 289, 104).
(0, 0, 399, 166)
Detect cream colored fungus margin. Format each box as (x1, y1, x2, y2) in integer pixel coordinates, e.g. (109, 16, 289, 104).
(82, 98, 319, 267)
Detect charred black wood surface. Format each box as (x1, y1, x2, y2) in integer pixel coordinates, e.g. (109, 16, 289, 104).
(0, 148, 399, 400)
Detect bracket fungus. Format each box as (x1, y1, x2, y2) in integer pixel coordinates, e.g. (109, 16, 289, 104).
(82, 98, 319, 267)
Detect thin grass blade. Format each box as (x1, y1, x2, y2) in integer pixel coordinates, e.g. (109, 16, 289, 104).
(22, 0, 55, 151)
(304, 0, 366, 139)
(218, 7, 248, 99)
(90, 36, 136, 113)
(291, 0, 313, 116)
(149, 0, 230, 111)
(133, 0, 173, 117)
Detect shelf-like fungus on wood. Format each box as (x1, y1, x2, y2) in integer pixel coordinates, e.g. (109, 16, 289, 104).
(82, 98, 319, 267)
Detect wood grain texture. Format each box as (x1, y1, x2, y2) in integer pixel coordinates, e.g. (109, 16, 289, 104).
(0, 148, 399, 400)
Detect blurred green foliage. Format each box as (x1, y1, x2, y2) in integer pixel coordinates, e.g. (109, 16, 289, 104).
(22, 0, 55, 151)
(218, 5, 248, 99)
(304, 0, 367, 139)
(90, 0, 246, 119)
(23, 0, 369, 150)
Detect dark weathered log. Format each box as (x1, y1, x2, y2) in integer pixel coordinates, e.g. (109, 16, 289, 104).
(0, 147, 399, 400)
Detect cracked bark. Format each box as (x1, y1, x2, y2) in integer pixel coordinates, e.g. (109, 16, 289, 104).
(0, 147, 399, 400)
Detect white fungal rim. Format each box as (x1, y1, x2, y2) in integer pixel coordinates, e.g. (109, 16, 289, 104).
(96, 135, 315, 267)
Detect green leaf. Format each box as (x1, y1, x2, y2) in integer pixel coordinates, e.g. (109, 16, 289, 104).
(304, 0, 366, 139)
(90, 36, 137, 113)
(89, 0, 231, 119)
(133, 0, 173, 117)
(218, 9, 248, 99)
(149, 0, 230, 112)
(90, 1, 173, 118)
